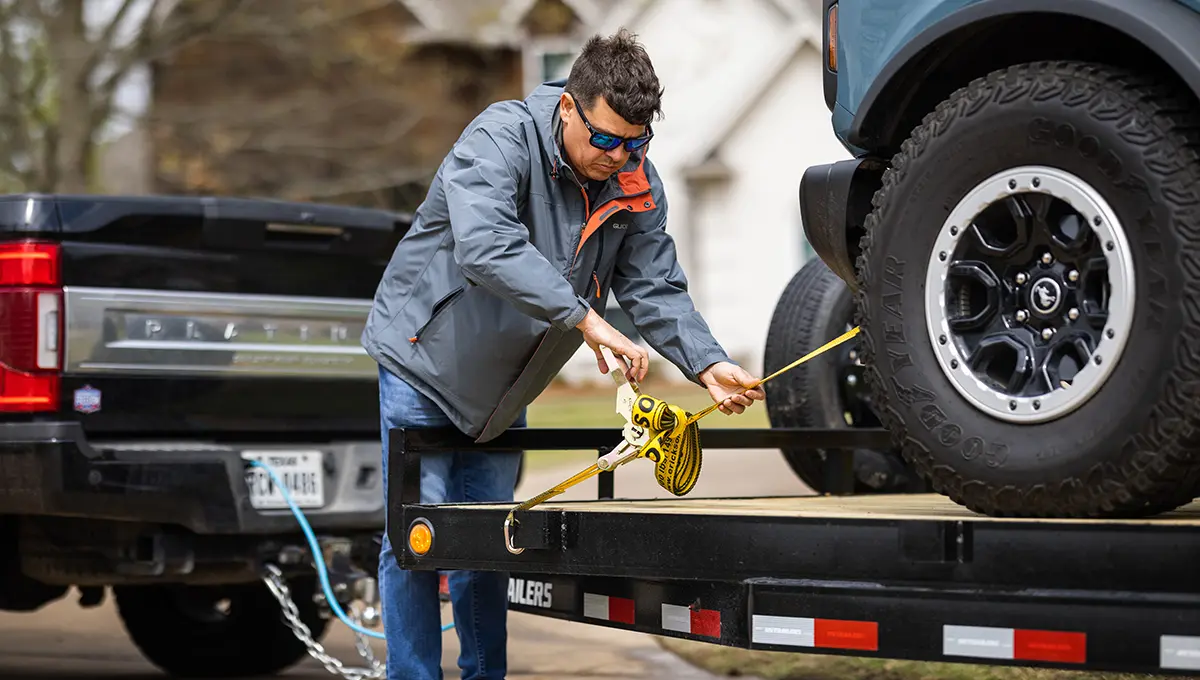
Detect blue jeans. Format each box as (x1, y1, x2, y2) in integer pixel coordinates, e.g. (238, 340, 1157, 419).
(377, 366, 524, 680)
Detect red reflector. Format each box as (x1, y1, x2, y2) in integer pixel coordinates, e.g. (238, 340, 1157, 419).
(1014, 629, 1087, 664)
(0, 365, 58, 411)
(815, 618, 879, 651)
(608, 597, 635, 625)
(0, 242, 59, 286)
(690, 608, 721, 638)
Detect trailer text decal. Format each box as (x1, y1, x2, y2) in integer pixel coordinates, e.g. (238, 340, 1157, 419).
(508, 578, 552, 609)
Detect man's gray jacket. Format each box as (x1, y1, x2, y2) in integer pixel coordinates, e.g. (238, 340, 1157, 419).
(362, 80, 732, 442)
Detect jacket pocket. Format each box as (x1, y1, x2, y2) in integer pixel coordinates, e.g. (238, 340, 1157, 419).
(410, 285, 465, 342)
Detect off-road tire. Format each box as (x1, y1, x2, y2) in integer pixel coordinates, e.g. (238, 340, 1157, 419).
(114, 578, 329, 677)
(765, 257, 923, 494)
(855, 60, 1200, 518)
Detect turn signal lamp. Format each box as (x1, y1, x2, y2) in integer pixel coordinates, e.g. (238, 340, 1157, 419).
(827, 4, 838, 72)
(408, 520, 433, 556)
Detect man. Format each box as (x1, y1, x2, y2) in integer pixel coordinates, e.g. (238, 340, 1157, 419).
(362, 28, 765, 680)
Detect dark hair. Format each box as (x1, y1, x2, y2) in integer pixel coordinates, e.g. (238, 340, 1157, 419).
(565, 28, 664, 127)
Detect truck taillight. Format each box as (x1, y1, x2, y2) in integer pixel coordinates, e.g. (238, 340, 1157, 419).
(0, 242, 61, 412)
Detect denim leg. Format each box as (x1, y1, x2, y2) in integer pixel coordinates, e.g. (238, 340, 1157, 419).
(446, 410, 524, 680)
(378, 366, 455, 680)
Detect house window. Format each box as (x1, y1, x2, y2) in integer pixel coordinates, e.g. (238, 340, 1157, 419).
(541, 50, 575, 81)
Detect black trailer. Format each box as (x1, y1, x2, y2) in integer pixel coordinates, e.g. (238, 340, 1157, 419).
(387, 426, 1200, 677)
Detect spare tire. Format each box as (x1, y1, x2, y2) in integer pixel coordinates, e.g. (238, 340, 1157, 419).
(855, 61, 1200, 518)
(764, 257, 922, 494)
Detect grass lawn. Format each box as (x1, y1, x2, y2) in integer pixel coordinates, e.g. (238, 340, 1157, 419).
(658, 638, 1198, 680)
(522, 379, 770, 473)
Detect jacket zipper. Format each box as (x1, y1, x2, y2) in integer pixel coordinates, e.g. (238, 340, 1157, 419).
(564, 181, 593, 291)
(409, 286, 465, 343)
(591, 224, 606, 299)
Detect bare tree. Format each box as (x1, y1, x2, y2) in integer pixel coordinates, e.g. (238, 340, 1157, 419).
(0, 0, 243, 193)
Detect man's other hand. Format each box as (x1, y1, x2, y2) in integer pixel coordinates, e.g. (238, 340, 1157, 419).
(699, 362, 766, 415)
(577, 309, 649, 382)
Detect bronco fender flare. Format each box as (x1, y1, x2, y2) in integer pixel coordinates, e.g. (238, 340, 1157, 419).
(847, 0, 1200, 150)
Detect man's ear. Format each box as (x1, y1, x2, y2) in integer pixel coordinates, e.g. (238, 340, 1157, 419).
(559, 92, 574, 120)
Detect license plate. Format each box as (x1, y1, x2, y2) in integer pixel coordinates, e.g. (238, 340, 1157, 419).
(241, 450, 326, 510)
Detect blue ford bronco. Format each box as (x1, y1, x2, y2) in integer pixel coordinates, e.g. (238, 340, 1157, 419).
(765, 0, 1200, 518)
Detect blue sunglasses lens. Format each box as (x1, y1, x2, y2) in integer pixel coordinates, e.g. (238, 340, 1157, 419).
(591, 133, 622, 150)
(625, 136, 651, 151)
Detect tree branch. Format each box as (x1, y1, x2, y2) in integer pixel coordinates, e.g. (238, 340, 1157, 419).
(95, 0, 242, 104)
(85, 0, 141, 73)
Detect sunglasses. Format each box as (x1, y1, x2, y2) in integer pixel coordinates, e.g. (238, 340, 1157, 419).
(571, 94, 653, 152)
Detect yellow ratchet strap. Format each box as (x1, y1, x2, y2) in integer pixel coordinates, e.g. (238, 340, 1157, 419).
(503, 326, 862, 554)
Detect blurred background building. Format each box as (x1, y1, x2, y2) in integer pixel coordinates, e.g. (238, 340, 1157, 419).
(10, 0, 852, 384)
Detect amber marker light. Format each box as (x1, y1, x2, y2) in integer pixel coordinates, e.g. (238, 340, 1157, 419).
(827, 4, 838, 72)
(408, 519, 433, 556)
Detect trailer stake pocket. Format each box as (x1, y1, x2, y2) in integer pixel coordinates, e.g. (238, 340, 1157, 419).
(387, 426, 1200, 676)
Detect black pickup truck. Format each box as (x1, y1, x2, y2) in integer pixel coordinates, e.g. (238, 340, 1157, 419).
(0, 193, 407, 676)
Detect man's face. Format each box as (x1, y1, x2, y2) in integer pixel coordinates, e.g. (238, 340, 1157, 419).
(560, 93, 648, 182)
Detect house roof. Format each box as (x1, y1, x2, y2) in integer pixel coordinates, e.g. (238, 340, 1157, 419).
(396, 0, 606, 45)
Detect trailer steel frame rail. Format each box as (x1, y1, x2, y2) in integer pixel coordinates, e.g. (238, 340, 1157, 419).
(387, 426, 1200, 676)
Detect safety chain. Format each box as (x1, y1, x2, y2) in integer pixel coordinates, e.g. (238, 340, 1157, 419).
(262, 564, 386, 680)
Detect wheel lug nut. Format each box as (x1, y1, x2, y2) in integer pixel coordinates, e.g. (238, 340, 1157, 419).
(1069, 270, 1079, 282)
(1042, 328, 1055, 340)
(1041, 252, 1053, 265)
(1015, 272, 1028, 285)
(1068, 308, 1079, 321)
(1016, 310, 1028, 322)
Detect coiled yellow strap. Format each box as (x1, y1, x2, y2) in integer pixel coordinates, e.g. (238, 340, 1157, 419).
(630, 394, 702, 496)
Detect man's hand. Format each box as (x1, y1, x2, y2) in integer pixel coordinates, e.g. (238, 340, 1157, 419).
(699, 362, 766, 415)
(577, 308, 649, 382)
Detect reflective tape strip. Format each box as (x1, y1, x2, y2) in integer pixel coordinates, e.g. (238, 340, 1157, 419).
(1162, 635, 1200, 671)
(816, 618, 879, 651)
(583, 593, 635, 625)
(662, 603, 721, 638)
(944, 625, 1086, 664)
(752, 615, 878, 651)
